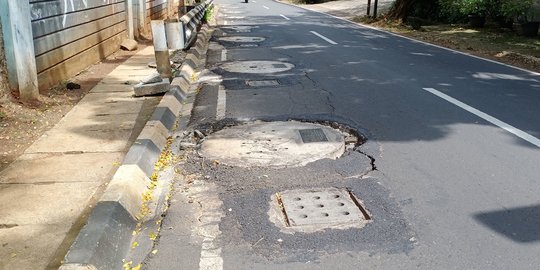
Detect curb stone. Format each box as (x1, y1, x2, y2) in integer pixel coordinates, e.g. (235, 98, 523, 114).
(59, 25, 213, 270)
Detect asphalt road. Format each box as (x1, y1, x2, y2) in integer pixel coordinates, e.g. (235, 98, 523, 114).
(144, 0, 540, 269)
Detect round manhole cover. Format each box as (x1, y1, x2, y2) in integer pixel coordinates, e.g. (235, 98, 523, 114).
(219, 36, 266, 43)
(220, 61, 294, 74)
(199, 121, 345, 167)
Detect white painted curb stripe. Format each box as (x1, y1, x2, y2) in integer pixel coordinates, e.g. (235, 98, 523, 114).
(216, 85, 226, 120)
(221, 49, 227, 62)
(280, 14, 290, 20)
(310, 31, 338, 45)
(423, 88, 540, 148)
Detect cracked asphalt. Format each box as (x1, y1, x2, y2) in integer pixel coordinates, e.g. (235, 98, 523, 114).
(144, 0, 540, 269)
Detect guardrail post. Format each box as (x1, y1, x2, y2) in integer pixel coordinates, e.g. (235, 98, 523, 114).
(137, 0, 146, 36)
(0, 0, 39, 102)
(126, 0, 135, 39)
(151, 20, 172, 79)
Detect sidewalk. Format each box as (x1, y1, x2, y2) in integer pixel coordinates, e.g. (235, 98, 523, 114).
(293, 0, 394, 19)
(0, 46, 159, 270)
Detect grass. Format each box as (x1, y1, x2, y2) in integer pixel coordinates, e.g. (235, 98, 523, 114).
(353, 18, 540, 72)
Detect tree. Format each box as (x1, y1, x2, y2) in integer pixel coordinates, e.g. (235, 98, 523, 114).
(387, 0, 417, 20)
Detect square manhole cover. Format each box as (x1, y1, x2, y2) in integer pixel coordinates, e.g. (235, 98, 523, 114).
(246, 80, 280, 87)
(298, 128, 328, 143)
(276, 188, 370, 228)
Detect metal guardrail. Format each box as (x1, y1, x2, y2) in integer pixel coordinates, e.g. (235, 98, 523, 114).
(174, 0, 213, 49)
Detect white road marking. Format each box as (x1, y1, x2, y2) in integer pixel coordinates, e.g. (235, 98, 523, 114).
(216, 85, 226, 120)
(192, 181, 225, 270)
(310, 31, 338, 45)
(221, 49, 227, 62)
(263, 5, 269, 9)
(224, 20, 228, 25)
(423, 88, 540, 148)
(280, 14, 290, 20)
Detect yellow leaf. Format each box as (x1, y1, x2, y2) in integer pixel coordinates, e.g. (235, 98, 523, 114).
(132, 264, 142, 270)
(10, 252, 17, 258)
(152, 249, 158, 255)
(131, 241, 139, 249)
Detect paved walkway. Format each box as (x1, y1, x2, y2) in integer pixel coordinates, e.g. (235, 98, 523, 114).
(295, 0, 394, 19)
(0, 46, 159, 270)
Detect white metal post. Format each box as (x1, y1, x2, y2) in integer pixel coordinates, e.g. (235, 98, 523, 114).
(126, 0, 134, 39)
(0, 0, 39, 102)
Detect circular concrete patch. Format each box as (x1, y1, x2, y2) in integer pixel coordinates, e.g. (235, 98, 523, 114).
(220, 61, 294, 74)
(200, 121, 345, 167)
(219, 36, 266, 43)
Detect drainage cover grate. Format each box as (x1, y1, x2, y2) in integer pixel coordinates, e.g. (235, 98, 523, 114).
(277, 188, 370, 228)
(246, 80, 280, 87)
(299, 128, 328, 143)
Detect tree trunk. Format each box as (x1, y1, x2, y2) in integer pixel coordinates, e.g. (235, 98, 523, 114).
(387, 0, 416, 21)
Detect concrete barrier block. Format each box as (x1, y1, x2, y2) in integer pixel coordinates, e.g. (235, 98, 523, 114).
(150, 107, 177, 132)
(159, 92, 183, 117)
(122, 139, 162, 177)
(171, 76, 191, 94)
(133, 79, 170, 97)
(60, 201, 135, 270)
(101, 165, 151, 219)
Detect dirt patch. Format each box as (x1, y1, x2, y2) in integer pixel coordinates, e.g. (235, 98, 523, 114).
(355, 18, 540, 73)
(0, 44, 150, 171)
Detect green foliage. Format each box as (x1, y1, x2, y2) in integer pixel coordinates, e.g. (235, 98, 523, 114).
(500, 0, 534, 22)
(457, 0, 489, 15)
(203, 4, 214, 23)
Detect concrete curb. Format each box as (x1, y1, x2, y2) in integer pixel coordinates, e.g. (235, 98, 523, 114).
(59, 25, 213, 270)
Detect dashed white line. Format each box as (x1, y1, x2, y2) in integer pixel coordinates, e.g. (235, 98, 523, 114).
(310, 31, 338, 45)
(221, 49, 227, 62)
(216, 85, 226, 120)
(423, 88, 540, 148)
(280, 14, 290, 20)
(263, 5, 269, 9)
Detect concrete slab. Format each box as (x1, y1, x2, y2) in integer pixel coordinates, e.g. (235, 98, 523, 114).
(0, 224, 71, 270)
(0, 153, 123, 184)
(0, 182, 100, 224)
(200, 121, 345, 167)
(25, 128, 134, 153)
(90, 84, 133, 93)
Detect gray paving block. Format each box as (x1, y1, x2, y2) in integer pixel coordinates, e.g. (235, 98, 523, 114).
(123, 139, 161, 178)
(150, 107, 177, 132)
(60, 202, 135, 270)
(133, 79, 170, 97)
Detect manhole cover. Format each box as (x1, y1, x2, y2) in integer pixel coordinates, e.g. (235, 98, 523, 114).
(299, 128, 328, 143)
(246, 80, 280, 87)
(220, 61, 294, 74)
(219, 36, 266, 43)
(273, 188, 371, 232)
(199, 121, 345, 167)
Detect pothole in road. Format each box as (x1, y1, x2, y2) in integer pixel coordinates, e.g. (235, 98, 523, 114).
(220, 61, 294, 74)
(199, 121, 355, 167)
(271, 188, 372, 233)
(219, 36, 266, 43)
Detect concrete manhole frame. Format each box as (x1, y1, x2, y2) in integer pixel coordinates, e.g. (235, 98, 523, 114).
(269, 187, 372, 233)
(219, 61, 295, 74)
(195, 120, 365, 168)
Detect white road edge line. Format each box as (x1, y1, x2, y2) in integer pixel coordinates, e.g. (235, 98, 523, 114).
(310, 31, 338, 45)
(280, 14, 290, 20)
(423, 88, 540, 148)
(263, 5, 269, 9)
(216, 85, 226, 120)
(221, 49, 227, 62)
